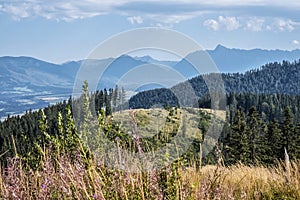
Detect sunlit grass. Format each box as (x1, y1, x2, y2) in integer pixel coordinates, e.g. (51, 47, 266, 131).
(1, 149, 299, 199)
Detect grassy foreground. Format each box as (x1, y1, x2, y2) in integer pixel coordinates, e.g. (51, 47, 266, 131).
(1, 151, 299, 199)
(0, 107, 298, 199)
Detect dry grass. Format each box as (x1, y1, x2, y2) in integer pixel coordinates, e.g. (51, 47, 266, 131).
(181, 161, 300, 200)
(200, 109, 226, 121)
(0, 151, 299, 199)
(0, 107, 297, 199)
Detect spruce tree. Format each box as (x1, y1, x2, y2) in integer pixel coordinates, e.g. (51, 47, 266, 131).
(247, 106, 266, 164)
(295, 122, 300, 159)
(266, 119, 282, 163)
(112, 85, 119, 110)
(224, 109, 250, 165)
(282, 107, 295, 159)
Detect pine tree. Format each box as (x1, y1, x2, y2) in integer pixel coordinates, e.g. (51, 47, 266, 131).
(282, 106, 296, 159)
(295, 122, 300, 159)
(266, 119, 282, 163)
(39, 109, 50, 143)
(63, 106, 80, 156)
(80, 80, 98, 152)
(104, 89, 112, 116)
(121, 87, 126, 104)
(224, 109, 250, 165)
(112, 85, 119, 110)
(247, 106, 266, 164)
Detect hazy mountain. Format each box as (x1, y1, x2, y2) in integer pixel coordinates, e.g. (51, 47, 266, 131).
(134, 55, 177, 67)
(171, 45, 300, 77)
(0, 55, 145, 118)
(207, 45, 300, 72)
(0, 56, 72, 88)
(1, 45, 300, 118)
(0, 56, 77, 119)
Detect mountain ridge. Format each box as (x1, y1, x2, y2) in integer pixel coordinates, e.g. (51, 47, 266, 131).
(128, 59, 300, 109)
(1, 45, 300, 118)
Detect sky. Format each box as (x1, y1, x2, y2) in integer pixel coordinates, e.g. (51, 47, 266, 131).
(1, 0, 300, 63)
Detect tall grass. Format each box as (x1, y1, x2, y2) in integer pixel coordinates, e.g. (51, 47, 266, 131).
(0, 149, 299, 199)
(1, 107, 299, 199)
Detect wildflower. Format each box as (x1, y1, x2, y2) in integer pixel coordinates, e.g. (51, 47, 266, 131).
(61, 186, 69, 195)
(115, 136, 119, 142)
(42, 179, 50, 190)
(93, 193, 97, 199)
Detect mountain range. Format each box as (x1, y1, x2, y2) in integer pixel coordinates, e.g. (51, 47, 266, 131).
(1, 45, 300, 119)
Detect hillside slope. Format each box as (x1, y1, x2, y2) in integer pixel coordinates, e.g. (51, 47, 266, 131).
(129, 60, 300, 109)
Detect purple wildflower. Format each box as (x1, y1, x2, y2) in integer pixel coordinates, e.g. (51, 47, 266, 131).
(41, 179, 50, 190)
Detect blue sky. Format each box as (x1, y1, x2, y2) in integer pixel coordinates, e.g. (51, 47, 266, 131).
(1, 0, 300, 63)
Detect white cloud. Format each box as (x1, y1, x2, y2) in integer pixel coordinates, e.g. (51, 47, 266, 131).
(0, 1, 202, 23)
(149, 14, 195, 28)
(219, 16, 240, 31)
(127, 16, 143, 24)
(150, 13, 197, 25)
(197, 0, 300, 7)
(203, 19, 219, 30)
(263, 18, 300, 32)
(0, 3, 30, 20)
(204, 16, 300, 32)
(1, 0, 300, 27)
(292, 40, 299, 45)
(245, 17, 265, 31)
(272, 19, 295, 32)
(0, 1, 118, 21)
(204, 16, 240, 31)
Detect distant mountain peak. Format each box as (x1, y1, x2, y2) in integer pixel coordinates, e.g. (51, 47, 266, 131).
(139, 55, 154, 60)
(118, 54, 132, 59)
(133, 55, 155, 63)
(214, 44, 228, 51)
(139, 55, 153, 59)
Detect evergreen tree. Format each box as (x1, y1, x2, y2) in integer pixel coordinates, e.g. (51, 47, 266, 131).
(295, 122, 300, 159)
(266, 119, 282, 163)
(247, 107, 266, 164)
(282, 107, 295, 159)
(80, 80, 98, 152)
(104, 89, 112, 116)
(224, 109, 250, 165)
(64, 106, 80, 157)
(121, 87, 126, 104)
(112, 85, 119, 109)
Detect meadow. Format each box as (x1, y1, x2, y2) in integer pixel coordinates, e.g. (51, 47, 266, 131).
(1, 148, 299, 199)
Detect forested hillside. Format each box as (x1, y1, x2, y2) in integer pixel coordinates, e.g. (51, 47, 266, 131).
(206, 102, 300, 165)
(129, 60, 300, 165)
(129, 60, 300, 109)
(0, 61, 300, 198)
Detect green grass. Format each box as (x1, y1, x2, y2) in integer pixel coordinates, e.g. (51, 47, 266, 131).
(112, 107, 225, 138)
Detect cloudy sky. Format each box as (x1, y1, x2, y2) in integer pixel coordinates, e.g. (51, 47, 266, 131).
(1, 0, 300, 63)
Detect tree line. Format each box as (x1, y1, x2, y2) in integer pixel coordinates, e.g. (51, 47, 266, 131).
(129, 60, 300, 109)
(0, 83, 113, 168)
(214, 105, 300, 165)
